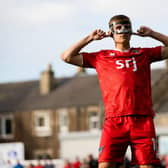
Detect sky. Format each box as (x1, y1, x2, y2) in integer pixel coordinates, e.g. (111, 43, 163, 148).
(1, 0, 168, 83)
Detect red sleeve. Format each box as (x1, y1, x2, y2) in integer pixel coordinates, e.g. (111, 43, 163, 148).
(81, 51, 99, 68)
(146, 46, 163, 63)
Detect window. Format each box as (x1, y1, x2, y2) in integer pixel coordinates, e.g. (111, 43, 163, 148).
(89, 112, 99, 132)
(0, 115, 14, 138)
(5, 119, 12, 134)
(158, 135, 168, 155)
(34, 111, 51, 137)
(59, 109, 69, 133)
(37, 117, 45, 127)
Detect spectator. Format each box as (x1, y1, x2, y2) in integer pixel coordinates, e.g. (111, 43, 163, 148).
(63, 159, 72, 168)
(72, 157, 81, 168)
(26, 163, 34, 168)
(124, 157, 130, 168)
(87, 154, 98, 168)
(34, 160, 44, 168)
(44, 160, 55, 168)
(160, 155, 166, 168)
(81, 158, 89, 168)
(13, 160, 24, 168)
(165, 155, 168, 168)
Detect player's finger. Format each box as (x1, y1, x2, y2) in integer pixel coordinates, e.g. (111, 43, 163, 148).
(132, 32, 139, 36)
(98, 30, 106, 36)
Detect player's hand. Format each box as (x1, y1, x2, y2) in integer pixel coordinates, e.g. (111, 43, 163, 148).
(133, 26, 154, 37)
(106, 30, 113, 37)
(89, 29, 111, 40)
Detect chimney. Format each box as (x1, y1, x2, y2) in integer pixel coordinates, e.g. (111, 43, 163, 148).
(40, 64, 54, 95)
(76, 66, 86, 75)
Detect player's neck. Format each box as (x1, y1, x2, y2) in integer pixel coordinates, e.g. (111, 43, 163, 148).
(114, 43, 130, 52)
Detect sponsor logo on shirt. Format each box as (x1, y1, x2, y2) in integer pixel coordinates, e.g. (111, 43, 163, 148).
(115, 57, 137, 71)
(109, 53, 115, 56)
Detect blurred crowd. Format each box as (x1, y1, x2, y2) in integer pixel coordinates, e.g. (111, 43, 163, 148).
(1, 154, 168, 168)
(63, 154, 98, 168)
(0, 159, 55, 168)
(62, 154, 168, 168)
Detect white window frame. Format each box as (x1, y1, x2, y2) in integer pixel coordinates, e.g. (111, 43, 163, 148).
(89, 112, 99, 132)
(34, 111, 51, 137)
(158, 135, 168, 155)
(0, 114, 14, 139)
(58, 109, 69, 133)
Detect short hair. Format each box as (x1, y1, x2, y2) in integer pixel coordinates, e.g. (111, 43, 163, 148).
(108, 15, 131, 28)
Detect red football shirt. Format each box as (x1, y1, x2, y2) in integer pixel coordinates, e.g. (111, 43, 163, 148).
(81, 47, 162, 118)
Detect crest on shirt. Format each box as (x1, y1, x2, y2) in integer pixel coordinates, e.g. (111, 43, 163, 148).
(132, 49, 139, 54)
(98, 146, 105, 154)
(109, 53, 115, 56)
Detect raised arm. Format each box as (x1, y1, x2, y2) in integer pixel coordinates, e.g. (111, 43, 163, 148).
(61, 29, 108, 66)
(134, 26, 168, 59)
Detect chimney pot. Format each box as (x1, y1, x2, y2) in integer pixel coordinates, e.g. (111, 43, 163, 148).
(40, 64, 54, 95)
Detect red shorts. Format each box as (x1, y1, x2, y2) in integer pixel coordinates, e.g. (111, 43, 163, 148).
(98, 116, 160, 165)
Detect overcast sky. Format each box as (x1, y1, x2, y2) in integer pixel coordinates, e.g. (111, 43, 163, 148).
(1, 0, 168, 83)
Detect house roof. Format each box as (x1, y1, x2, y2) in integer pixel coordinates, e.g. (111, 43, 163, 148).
(0, 74, 102, 112)
(0, 69, 167, 113)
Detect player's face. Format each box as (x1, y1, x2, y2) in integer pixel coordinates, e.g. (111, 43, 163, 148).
(113, 31, 131, 44)
(113, 23, 131, 34)
(109, 20, 132, 34)
(110, 20, 132, 44)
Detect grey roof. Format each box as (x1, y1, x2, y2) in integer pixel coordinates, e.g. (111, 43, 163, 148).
(0, 74, 102, 112)
(0, 69, 168, 112)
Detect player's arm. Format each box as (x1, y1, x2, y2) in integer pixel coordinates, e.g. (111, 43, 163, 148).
(149, 30, 168, 60)
(61, 29, 108, 66)
(133, 26, 168, 59)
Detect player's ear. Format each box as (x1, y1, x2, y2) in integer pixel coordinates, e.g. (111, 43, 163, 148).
(107, 30, 113, 37)
(110, 30, 113, 38)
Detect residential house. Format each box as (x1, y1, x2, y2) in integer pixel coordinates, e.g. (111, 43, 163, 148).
(0, 64, 168, 160)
